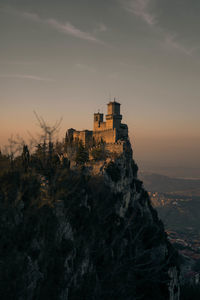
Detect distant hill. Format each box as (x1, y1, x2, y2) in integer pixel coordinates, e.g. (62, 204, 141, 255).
(139, 172, 200, 233)
(0, 141, 180, 300)
(139, 172, 200, 196)
(156, 198, 200, 232)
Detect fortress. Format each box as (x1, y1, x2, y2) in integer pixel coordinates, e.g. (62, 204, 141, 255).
(67, 100, 128, 146)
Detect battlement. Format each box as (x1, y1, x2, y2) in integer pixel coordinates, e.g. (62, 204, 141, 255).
(93, 100, 128, 143)
(94, 100, 123, 132)
(105, 140, 125, 155)
(66, 100, 128, 146)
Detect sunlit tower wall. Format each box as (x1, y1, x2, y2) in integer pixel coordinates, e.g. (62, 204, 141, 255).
(106, 101, 122, 130)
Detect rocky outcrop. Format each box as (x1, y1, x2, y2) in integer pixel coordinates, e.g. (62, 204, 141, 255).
(0, 140, 180, 300)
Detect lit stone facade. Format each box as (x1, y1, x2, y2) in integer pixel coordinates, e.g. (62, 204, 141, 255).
(66, 101, 128, 145)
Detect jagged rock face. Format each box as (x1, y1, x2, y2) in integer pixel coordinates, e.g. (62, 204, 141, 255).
(0, 141, 180, 300)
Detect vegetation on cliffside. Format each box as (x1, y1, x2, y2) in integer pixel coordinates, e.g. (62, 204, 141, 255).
(0, 140, 180, 300)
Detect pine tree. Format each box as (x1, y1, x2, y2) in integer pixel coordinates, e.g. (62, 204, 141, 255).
(22, 145, 30, 172)
(75, 142, 89, 165)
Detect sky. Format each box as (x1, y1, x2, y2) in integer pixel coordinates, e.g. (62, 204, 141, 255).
(0, 0, 200, 177)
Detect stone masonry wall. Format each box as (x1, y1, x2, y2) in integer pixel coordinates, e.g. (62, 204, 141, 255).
(105, 141, 125, 155)
(93, 128, 117, 144)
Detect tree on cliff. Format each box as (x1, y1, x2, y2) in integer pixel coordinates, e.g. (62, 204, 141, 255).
(75, 141, 89, 165)
(0, 117, 180, 300)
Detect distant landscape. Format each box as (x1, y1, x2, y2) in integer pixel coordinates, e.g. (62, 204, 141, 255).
(1, 0, 200, 298)
(140, 171, 200, 231)
(140, 172, 200, 196)
(138, 160, 200, 180)
(141, 172, 200, 278)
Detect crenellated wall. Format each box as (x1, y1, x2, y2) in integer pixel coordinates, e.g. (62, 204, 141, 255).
(73, 130, 93, 146)
(93, 128, 117, 144)
(66, 101, 128, 146)
(105, 141, 125, 155)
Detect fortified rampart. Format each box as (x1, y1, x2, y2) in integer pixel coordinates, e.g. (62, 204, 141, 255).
(105, 140, 126, 155)
(93, 128, 117, 144)
(73, 130, 93, 146)
(66, 100, 128, 146)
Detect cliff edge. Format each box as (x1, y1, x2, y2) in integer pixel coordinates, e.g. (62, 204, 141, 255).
(0, 139, 180, 300)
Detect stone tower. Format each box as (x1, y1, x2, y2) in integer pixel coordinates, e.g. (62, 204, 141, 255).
(67, 100, 128, 146)
(106, 101, 122, 130)
(93, 112, 104, 131)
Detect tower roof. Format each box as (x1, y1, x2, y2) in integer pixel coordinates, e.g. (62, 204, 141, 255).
(107, 100, 121, 105)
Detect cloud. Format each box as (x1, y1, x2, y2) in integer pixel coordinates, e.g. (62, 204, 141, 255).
(120, 0, 194, 57)
(164, 34, 194, 56)
(0, 74, 54, 81)
(21, 11, 40, 22)
(98, 23, 107, 32)
(94, 23, 107, 33)
(46, 18, 101, 43)
(2, 8, 103, 44)
(120, 0, 156, 26)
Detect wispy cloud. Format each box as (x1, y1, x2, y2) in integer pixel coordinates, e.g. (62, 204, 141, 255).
(0, 74, 54, 81)
(93, 23, 107, 33)
(120, 0, 156, 26)
(21, 11, 40, 22)
(120, 0, 194, 57)
(2, 7, 104, 44)
(98, 23, 107, 32)
(46, 18, 101, 43)
(164, 34, 194, 56)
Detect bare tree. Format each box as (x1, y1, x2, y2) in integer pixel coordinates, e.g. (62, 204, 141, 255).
(2, 111, 62, 159)
(33, 111, 62, 146)
(2, 134, 26, 160)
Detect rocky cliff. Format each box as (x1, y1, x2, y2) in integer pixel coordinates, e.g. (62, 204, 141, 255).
(0, 140, 180, 300)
